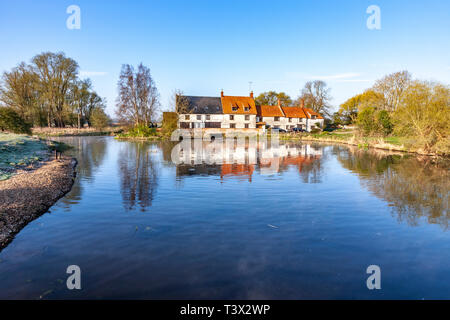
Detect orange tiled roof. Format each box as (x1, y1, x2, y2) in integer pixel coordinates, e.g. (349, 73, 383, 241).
(281, 106, 307, 118)
(302, 108, 324, 119)
(221, 96, 257, 115)
(256, 105, 284, 117)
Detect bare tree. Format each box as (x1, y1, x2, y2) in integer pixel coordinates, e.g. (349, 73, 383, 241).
(298, 80, 332, 116)
(373, 71, 411, 111)
(116, 63, 160, 126)
(170, 89, 191, 114)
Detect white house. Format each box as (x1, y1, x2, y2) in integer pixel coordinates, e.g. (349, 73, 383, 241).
(177, 91, 324, 132)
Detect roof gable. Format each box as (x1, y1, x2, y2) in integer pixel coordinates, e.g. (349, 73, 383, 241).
(303, 108, 324, 119)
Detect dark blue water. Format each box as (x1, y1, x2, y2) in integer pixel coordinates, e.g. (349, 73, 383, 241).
(0, 136, 448, 299)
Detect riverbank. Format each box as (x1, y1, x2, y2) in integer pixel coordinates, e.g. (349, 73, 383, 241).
(108, 127, 447, 157)
(279, 132, 447, 157)
(0, 133, 78, 250)
(0, 156, 77, 250)
(32, 126, 124, 137)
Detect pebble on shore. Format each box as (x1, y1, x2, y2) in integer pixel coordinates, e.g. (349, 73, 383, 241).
(0, 157, 77, 250)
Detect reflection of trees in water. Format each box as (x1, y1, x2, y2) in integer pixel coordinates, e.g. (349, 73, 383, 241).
(160, 141, 179, 166)
(58, 137, 108, 207)
(118, 141, 159, 212)
(336, 146, 449, 230)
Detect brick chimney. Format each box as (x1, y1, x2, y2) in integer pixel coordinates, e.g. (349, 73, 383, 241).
(300, 98, 305, 108)
(277, 98, 281, 107)
(250, 91, 253, 98)
(221, 90, 224, 97)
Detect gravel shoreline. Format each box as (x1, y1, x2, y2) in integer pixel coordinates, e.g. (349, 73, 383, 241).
(0, 157, 77, 251)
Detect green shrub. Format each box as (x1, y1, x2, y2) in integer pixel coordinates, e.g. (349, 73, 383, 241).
(162, 112, 178, 135)
(377, 110, 393, 136)
(356, 107, 394, 137)
(356, 107, 377, 135)
(90, 107, 110, 130)
(0, 107, 31, 134)
(123, 125, 157, 138)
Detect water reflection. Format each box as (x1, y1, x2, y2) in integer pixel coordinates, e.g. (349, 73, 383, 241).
(1, 136, 449, 299)
(60, 137, 448, 229)
(118, 141, 159, 211)
(53, 136, 108, 208)
(164, 140, 323, 182)
(336, 146, 449, 230)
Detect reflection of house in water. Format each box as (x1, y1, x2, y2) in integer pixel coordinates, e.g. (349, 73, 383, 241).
(220, 164, 255, 182)
(260, 154, 321, 175)
(176, 164, 222, 177)
(173, 141, 322, 182)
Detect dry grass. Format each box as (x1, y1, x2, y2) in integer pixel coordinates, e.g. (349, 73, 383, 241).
(32, 126, 124, 137)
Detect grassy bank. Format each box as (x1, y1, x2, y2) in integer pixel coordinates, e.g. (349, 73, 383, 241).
(279, 131, 445, 156)
(32, 126, 124, 137)
(115, 125, 166, 141)
(0, 133, 72, 181)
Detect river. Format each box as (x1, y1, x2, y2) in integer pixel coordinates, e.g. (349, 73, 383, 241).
(0, 136, 448, 299)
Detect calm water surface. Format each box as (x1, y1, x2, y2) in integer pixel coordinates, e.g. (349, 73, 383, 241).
(0, 136, 448, 299)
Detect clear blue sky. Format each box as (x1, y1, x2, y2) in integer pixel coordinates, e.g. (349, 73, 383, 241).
(1, 0, 449, 116)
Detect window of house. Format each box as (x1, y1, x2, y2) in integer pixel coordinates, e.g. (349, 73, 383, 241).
(230, 123, 236, 128)
(288, 118, 292, 122)
(274, 117, 280, 121)
(245, 124, 249, 129)
(245, 115, 250, 121)
(185, 115, 190, 120)
(244, 107, 250, 112)
(206, 115, 210, 120)
(197, 115, 201, 120)
(230, 115, 234, 120)
(312, 115, 317, 119)
(232, 104, 238, 111)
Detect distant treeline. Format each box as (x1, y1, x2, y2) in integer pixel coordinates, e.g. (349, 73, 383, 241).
(0, 51, 109, 129)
